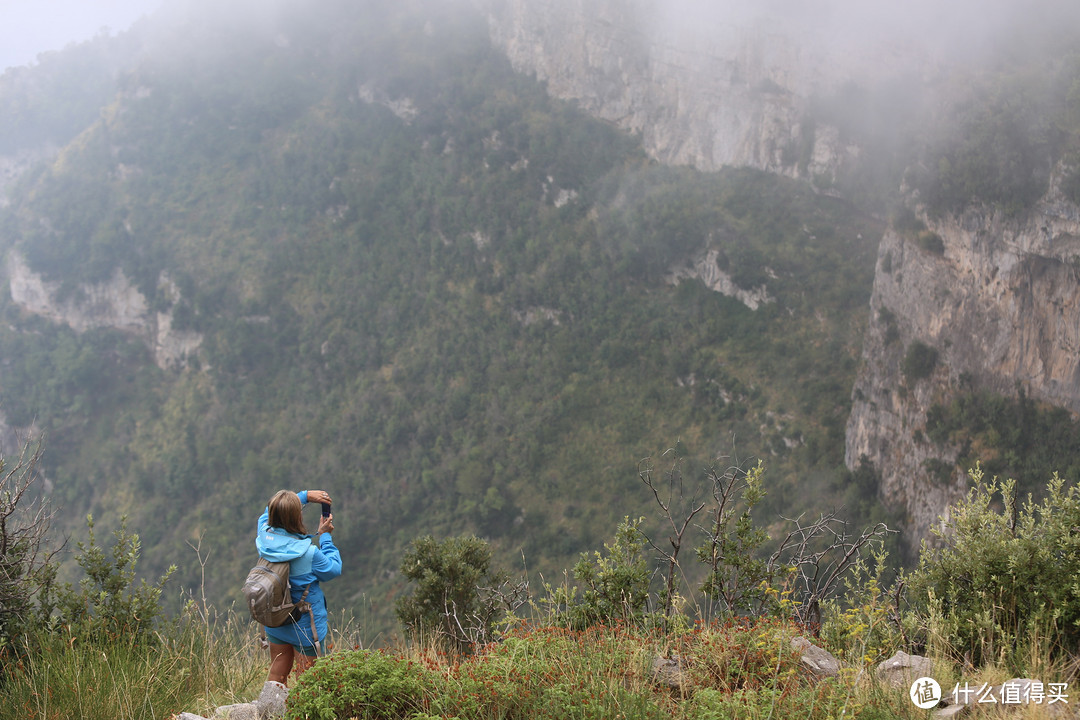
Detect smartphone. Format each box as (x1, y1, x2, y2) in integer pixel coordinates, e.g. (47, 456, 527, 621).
(321, 502, 332, 518)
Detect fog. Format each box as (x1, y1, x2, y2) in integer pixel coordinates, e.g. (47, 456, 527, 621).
(0, 0, 162, 72)
(651, 0, 1080, 73)
(7, 0, 1079, 78)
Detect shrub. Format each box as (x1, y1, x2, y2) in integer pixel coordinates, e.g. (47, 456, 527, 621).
(696, 461, 774, 618)
(922, 458, 955, 485)
(538, 516, 652, 630)
(286, 650, 431, 720)
(47, 514, 175, 643)
(0, 437, 53, 652)
(901, 341, 938, 382)
(819, 548, 906, 667)
(904, 465, 1080, 669)
(916, 230, 945, 255)
(395, 534, 514, 651)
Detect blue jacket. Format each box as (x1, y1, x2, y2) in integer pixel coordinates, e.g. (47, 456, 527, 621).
(255, 491, 342, 650)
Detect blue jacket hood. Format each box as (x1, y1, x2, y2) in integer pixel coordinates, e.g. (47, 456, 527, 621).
(256, 525, 313, 562)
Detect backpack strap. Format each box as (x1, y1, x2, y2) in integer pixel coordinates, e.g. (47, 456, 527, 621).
(294, 581, 322, 656)
(294, 541, 322, 655)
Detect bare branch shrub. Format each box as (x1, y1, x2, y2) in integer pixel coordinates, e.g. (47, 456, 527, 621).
(444, 575, 530, 648)
(0, 433, 58, 647)
(638, 444, 705, 625)
(766, 513, 895, 634)
(638, 445, 895, 630)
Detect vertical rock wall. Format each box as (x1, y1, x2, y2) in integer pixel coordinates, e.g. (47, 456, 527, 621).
(474, 0, 878, 180)
(846, 175, 1080, 541)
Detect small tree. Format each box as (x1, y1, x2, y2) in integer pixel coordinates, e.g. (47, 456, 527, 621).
(902, 340, 939, 382)
(697, 460, 774, 617)
(567, 516, 652, 629)
(396, 534, 525, 651)
(766, 511, 894, 632)
(50, 514, 175, 642)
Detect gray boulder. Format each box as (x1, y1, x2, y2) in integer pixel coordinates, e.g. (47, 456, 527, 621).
(875, 650, 933, 689)
(650, 655, 686, 690)
(214, 702, 259, 720)
(256, 680, 289, 719)
(791, 636, 841, 679)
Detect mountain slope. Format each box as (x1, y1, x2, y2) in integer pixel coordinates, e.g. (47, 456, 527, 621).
(0, 0, 884, 637)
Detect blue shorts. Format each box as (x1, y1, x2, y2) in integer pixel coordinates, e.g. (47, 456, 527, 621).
(272, 640, 318, 657)
(265, 623, 320, 657)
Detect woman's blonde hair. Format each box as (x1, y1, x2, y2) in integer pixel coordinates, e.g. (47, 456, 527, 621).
(267, 490, 307, 535)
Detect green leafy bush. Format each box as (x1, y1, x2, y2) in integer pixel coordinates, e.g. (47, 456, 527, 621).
(46, 514, 175, 642)
(539, 516, 652, 630)
(904, 465, 1080, 669)
(901, 341, 939, 382)
(395, 534, 509, 651)
(287, 650, 431, 720)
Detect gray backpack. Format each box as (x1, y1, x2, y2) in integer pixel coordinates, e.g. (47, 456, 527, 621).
(242, 557, 312, 628)
(243, 542, 323, 654)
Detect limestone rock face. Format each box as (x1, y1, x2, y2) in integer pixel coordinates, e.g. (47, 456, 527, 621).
(474, 0, 921, 179)
(845, 171, 1080, 541)
(666, 249, 773, 310)
(6, 253, 202, 370)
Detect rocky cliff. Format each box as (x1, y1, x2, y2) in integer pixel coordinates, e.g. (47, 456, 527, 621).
(845, 168, 1080, 541)
(475, 0, 926, 182)
(6, 253, 202, 370)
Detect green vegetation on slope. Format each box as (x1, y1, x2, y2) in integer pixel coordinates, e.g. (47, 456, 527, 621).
(925, 388, 1080, 497)
(0, 0, 884, 637)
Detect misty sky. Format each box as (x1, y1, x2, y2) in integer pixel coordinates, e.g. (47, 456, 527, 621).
(0, 0, 161, 72)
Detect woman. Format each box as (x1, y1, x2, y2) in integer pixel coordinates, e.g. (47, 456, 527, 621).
(255, 488, 342, 685)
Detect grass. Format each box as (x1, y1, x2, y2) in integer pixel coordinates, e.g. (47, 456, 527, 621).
(0, 601, 266, 720)
(286, 618, 936, 720)
(3, 605, 1077, 719)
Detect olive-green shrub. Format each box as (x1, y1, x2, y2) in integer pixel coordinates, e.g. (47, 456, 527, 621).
(905, 465, 1080, 669)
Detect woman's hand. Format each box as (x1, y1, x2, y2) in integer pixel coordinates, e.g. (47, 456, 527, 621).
(317, 513, 334, 535)
(307, 490, 332, 506)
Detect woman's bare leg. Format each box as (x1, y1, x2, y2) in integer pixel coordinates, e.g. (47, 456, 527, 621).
(268, 642, 295, 685)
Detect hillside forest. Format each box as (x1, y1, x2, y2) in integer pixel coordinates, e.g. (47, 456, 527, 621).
(3, 0, 1080, 641)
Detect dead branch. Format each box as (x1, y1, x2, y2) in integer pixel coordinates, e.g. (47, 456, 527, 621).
(768, 512, 895, 633)
(638, 447, 706, 623)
